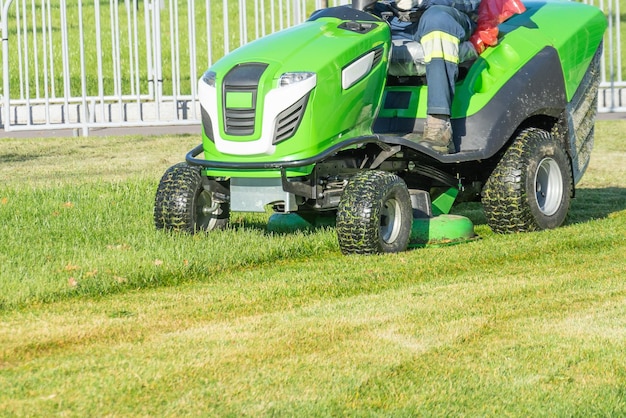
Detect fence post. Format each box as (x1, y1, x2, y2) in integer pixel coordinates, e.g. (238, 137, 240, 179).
(1, 0, 13, 129)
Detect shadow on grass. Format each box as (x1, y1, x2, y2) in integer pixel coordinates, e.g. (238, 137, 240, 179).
(0, 152, 44, 163)
(229, 212, 338, 236)
(0, 146, 76, 163)
(451, 188, 626, 228)
(219, 187, 626, 237)
(568, 187, 626, 224)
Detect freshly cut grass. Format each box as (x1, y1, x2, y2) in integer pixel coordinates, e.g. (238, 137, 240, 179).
(0, 120, 625, 415)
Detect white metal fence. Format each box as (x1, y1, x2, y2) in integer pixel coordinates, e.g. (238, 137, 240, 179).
(585, 0, 625, 111)
(0, 0, 623, 135)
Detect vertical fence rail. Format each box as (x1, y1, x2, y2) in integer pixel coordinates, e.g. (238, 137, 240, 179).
(0, 0, 622, 135)
(584, 0, 623, 111)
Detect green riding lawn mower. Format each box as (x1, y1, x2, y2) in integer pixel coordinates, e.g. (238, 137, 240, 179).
(154, 0, 607, 254)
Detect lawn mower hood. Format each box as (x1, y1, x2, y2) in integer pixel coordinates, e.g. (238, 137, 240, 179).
(198, 7, 390, 169)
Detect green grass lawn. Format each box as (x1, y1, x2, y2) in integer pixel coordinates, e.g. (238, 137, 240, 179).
(0, 120, 625, 415)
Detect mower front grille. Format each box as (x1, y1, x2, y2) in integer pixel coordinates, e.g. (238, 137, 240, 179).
(273, 93, 309, 144)
(222, 63, 268, 136)
(224, 107, 256, 135)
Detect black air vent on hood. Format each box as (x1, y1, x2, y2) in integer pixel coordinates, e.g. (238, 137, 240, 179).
(223, 63, 268, 136)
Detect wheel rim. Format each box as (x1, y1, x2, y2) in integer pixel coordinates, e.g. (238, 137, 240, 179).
(534, 157, 563, 216)
(196, 190, 218, 229)
(380, 198, 403, 244)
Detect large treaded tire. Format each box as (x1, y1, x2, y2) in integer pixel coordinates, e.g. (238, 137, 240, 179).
(336, 170, 412, 254)
(482, 128, 572, 233)
(154, 162, 229, 232)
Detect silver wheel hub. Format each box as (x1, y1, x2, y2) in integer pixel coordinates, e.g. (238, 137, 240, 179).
(198, 191, 218, 217)
(534, 157, 563, 216)
(380, 198, 403, 243)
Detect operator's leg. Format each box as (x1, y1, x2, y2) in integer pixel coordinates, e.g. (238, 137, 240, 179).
(412, 6, 475, 152)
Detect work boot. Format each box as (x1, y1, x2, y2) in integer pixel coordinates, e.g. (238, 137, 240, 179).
(420, 114, 453, 153)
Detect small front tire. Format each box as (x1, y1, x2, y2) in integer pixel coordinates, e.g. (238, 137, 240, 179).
(154, 162, 229, 232)
(336, 170, 413, 254)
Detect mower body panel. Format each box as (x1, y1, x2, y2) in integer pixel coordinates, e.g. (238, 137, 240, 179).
(377, 0, 607, 160)
(198, 10, 390, 178)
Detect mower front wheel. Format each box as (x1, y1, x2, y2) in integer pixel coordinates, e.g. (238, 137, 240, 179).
(336, 170, 413, 254)
(482, 128, 572, 233)
(154, 162, 229, 233)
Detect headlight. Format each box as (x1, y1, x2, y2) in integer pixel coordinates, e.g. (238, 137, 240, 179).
(201, 70, 217, 87)
(279, 72, 315, 88)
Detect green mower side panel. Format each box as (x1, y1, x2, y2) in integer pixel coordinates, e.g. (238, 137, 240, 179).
(462, 0, 606, 111)
(379, 0, 607, 120)
(499, 0, 607, 101)
(377, 0, 606, 160)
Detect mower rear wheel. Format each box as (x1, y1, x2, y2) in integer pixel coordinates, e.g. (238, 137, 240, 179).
(154, 162, 229, 232)
(336, 170, 412, 254)
(482, 128, 572, 233)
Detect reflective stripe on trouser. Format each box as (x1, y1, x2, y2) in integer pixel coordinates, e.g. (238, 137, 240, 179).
(421, 30, 460, 115)
(421, 31, 460, 64)
(409, 6, 475, 116)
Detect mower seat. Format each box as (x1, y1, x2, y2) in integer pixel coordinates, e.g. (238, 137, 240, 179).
(388, 36, 478, 77)
(388, 37, 427, 76)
